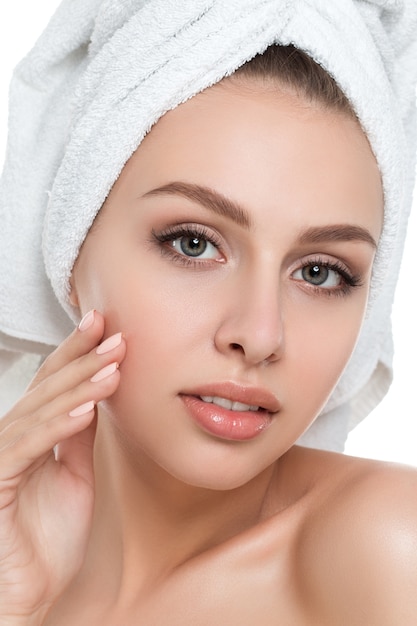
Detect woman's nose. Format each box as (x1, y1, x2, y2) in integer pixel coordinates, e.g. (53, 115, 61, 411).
(213, 273, 284, 366)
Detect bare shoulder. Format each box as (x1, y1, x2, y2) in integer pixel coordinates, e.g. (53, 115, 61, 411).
(291, 447, 417, 625)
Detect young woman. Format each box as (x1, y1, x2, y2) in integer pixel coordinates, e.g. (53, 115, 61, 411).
(0, 2, 416, 624)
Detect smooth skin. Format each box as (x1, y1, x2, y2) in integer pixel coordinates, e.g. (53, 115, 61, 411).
(1, 79, 417, 625)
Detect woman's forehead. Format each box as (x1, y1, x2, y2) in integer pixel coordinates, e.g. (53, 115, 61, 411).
(105, 81, 383, 239)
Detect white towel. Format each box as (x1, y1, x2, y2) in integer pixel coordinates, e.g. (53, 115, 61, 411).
(0, 0, 416, 450)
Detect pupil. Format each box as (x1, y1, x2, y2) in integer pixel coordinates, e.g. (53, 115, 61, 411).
(303, 264, 329, 285)
(180, 236, 207, 257)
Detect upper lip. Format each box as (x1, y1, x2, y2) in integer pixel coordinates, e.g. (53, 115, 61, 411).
(180, 381, 281, 414)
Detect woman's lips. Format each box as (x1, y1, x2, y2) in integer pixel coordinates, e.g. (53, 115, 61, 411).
(181, 395, 273, 440)
(180, 383, 280, 441)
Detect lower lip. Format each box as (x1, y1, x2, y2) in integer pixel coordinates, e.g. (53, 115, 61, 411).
(181, 395, 273, 441)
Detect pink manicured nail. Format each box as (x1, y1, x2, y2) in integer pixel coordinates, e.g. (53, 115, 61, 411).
(90, 361, 118, 383)
(69, 400, 95, 417)
(78, 310, 95, 332)
(96, 332, 122, 355)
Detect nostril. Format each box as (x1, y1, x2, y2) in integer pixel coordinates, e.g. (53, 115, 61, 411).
(230, 342, 244, 352)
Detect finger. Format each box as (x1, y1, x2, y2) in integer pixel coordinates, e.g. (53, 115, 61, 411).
(55, 413, 97, 488)
(1, 348, 123, 452)
(27, 309, 105, 390)
(0, 362, 120, 481)
(4, 329, 126, 428)
(0, 409, 94, 491)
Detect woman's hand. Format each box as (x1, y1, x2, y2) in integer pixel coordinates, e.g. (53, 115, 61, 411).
(0, 310, 126, 624)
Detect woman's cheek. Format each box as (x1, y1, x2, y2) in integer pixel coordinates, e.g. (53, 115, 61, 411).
(287, 299, 367, 402)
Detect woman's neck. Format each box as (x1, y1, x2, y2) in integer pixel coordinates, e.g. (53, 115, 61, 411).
(75, 418, 279, 605)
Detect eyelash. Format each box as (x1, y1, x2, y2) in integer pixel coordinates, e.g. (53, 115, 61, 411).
(295, 256, 363, 297)
(151, 225, 363, 297)
(151, 224, 223, 267)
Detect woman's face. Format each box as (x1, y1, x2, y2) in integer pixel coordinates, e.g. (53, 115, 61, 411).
(72, 80, 383, 489)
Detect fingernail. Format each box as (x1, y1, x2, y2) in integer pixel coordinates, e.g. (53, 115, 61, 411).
(90, 361, 118, 383)
(96, 332, 122, 355)
(69, 400, 95, 417)
(78, 310, 95, 332)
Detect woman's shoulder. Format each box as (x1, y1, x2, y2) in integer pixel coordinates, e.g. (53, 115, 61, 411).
(291, 446, 417, 624)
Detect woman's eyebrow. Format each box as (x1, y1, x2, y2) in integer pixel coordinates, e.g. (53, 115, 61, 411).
(298, 225, 378, 248)
(143, 181, 252, 229)
(143, 183, 377, 248)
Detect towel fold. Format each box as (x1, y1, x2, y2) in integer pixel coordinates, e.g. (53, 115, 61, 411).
(1, 0, 416, 450)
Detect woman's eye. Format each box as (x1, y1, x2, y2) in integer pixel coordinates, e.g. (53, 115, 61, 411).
(152, 225, 224, 264)
(170, 235, 220, 259)
(293, 263, 342, 288)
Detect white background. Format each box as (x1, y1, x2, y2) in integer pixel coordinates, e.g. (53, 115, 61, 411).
(0, 2, 416, 465)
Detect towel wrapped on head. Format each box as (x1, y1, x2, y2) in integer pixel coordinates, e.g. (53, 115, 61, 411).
(0, 0, 416, 451)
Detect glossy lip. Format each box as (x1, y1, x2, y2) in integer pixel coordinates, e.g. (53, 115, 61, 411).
(179, 381, 281, 442)
(180, 381, 281, 414)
